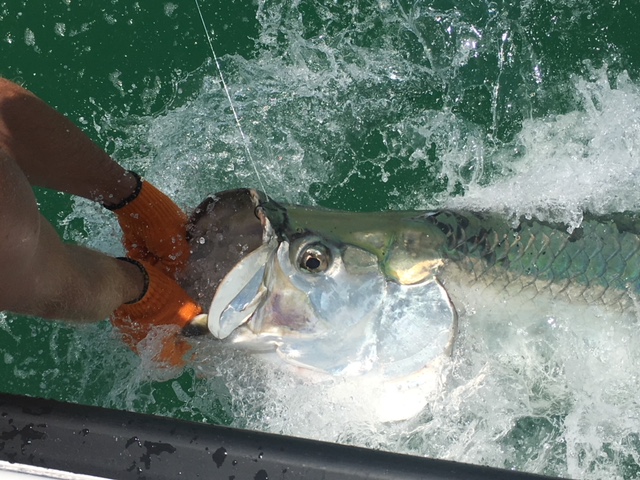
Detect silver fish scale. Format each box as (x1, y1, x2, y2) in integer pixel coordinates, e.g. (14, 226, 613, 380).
(427, 211, 640, 312)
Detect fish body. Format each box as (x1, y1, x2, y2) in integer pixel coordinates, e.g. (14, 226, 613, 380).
(181, 190, 640, 420)
(430, 210, 640, 326)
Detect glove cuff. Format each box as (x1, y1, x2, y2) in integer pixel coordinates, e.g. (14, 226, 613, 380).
(109, 177, 189, 237)
(103, 171, 143, 211)
(116, 257, 149, 304)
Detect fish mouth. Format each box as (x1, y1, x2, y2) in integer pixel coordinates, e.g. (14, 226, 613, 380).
(180, 189, 293, 339)
(179, 189, 269, 332)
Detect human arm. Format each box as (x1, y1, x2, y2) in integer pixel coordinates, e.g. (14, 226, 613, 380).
(0, 158, 197, 364)
(0, 79, 201, 364)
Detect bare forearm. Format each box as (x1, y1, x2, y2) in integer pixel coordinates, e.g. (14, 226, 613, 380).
(38, 245, 145, 323)
(2, 215, 146, 323)
(0, 78, 136, 206)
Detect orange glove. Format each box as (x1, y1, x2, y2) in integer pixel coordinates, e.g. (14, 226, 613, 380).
(111, 259, 202, 367)
(106, 172, 190, 276)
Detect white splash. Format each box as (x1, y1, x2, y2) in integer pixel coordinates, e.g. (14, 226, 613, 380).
(448, 69, 640, 230)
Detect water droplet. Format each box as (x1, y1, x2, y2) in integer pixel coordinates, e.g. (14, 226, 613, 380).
(212, 446, 227, 468)
(254, 469, 268, 480)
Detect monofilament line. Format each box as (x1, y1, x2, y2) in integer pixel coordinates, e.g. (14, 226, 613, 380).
(193, 0, 269, 198)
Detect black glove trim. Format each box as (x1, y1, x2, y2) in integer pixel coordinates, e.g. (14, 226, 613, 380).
(116, 257, 149, 304)
(103, 171, 143, 211)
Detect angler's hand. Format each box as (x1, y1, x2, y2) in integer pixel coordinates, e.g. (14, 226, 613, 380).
(106, 172, 190, 276)
(111, 259, 203, 367)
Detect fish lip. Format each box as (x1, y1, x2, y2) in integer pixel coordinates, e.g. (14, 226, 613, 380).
(181, 187, 312, 341)
(207, 237, 276, 339)
(180, 188, 288, 339)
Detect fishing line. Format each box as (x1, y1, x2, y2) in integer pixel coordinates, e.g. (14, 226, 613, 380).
(193, 0, 270, 198)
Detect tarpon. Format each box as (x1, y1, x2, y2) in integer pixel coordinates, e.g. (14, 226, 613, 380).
(179, 189, 640, 420)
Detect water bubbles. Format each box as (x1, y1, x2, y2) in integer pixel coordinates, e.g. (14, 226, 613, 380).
(104, 13, 117, 25)
(448, 68, 640, 228)
(533, 64, 543, 84)
(164, 3, 178, 17)
(387, 69, 403, 81)
(109, 71, 124, 94)
(24, 28, 35, 46)
(54, 23, 66, 37)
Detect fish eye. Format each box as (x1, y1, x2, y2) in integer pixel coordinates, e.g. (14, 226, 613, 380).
(297, 243, 331, 273)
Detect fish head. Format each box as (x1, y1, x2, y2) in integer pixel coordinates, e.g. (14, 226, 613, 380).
(183, 190, 458, 380)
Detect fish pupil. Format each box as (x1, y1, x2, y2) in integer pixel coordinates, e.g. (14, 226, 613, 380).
(295, 242, 331, 273)
(306, 257, 321, 270)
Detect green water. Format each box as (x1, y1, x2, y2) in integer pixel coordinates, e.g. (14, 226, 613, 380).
(2, 0, 640, 478)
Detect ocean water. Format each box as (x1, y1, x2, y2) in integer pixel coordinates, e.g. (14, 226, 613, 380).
(2, 0, 640, 478)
